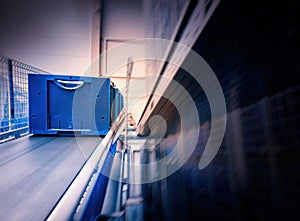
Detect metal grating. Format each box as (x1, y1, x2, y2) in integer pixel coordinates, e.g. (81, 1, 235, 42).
(0, 55, 48, 142)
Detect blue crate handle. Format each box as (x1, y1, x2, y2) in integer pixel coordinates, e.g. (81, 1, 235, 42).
(54, 79, 85, 90)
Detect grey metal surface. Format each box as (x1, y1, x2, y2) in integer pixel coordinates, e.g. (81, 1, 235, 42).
(0, 135, 102, 221)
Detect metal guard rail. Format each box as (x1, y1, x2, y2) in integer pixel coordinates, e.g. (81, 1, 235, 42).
(0, 55, 49, 142)
(46, 110, 126, 221)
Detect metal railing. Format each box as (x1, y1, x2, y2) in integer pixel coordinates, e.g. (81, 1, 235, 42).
(0, 55, 48, 142)
(46, 110, 127, 221)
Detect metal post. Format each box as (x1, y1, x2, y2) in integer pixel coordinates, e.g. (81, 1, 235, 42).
(125, 57, 133, 148)
(125, 57, 133, 195)
(115, 150, 125, 211)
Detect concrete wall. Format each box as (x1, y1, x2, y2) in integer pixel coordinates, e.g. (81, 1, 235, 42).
(0, 0, 94, 75)
(99, 0, 146, 122)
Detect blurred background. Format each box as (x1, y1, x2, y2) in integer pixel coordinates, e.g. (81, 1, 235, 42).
(0, 0, 300, 220)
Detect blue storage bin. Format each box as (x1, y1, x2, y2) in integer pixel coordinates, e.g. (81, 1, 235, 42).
(28, 73, 112, 135)
(110, 86, 116, 123)
(117, 92, 124, 116)
(114, 88, 120, 121)
(119, 93, 124, 113)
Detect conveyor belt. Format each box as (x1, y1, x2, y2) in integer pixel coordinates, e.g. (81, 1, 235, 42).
(0, 135, 102, 221)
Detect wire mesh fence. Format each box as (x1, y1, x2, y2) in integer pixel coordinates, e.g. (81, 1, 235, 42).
(0, 55, 48, 142)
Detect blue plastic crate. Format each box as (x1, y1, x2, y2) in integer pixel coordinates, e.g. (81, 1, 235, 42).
(120, 93, 124, 112)
(28, 73, 111, 135)
(114, 88, 120, 121)
(110, 86, 116, 123)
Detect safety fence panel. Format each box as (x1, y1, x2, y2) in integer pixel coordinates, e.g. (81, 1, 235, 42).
(0, 55, 48, 142)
